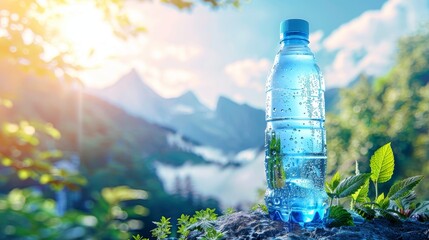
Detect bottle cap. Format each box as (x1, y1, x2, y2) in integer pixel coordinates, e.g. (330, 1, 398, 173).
(280, 19, 309, 41)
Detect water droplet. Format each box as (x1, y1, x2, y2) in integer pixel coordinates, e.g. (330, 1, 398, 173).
(273, 108, 276, 112)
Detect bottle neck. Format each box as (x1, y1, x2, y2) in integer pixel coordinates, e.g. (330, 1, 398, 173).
(280, 37, 312, 55)
(281, 38, 308, 45)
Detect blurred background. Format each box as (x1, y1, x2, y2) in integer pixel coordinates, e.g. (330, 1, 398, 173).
(0, 0, 428, 238)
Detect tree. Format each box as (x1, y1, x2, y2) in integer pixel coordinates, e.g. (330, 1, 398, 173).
(0, 0, 241, 83)
(326, 25, 429, 198)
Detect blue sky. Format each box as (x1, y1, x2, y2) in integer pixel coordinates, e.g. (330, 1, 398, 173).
(78, 0, 429, 109)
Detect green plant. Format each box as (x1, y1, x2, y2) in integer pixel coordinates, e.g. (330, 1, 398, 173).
(370, 143, 395, 200)
(224, 207, 236, 215)
(177, 214, 196, 240)
(190, 208, 218, 231)
(201, 227, 224, 240)
(266, 134, 286, 189)
(251, 203, 268, 213)
(324, 172, 371, 226)
(325, 142, 428, 226)
(151, 216, 172, 240)
(129, 234, 149, 240)
(139, 208, 224, 240)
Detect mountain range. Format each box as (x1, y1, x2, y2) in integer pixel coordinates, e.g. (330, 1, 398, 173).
(91, 69, 265, 153)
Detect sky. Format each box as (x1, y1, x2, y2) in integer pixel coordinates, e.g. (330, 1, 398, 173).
(69, 0, 429, 109)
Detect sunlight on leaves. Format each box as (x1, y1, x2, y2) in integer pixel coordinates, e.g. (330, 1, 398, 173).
(102, 186, 148, 205)
(370, 143, 395, 184)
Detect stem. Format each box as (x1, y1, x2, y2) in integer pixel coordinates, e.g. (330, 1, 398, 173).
(375, 182, 378, 201)
(329, 198, 333, 208)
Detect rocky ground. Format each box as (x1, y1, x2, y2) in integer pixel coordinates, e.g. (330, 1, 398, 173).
(191, 211, 429, 240)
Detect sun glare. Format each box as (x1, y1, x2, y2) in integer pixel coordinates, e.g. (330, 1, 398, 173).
(55, 2, 119, 67)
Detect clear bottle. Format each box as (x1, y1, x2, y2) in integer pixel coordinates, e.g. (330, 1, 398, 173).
(264, 19, 327, 226)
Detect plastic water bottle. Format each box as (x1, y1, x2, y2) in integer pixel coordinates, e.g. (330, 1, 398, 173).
(264, 19, 327, 226)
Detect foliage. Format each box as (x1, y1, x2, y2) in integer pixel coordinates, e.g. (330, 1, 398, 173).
(130, 234, 149, 240)
(250, 203, 268, 213)
(1, 0, 232, 237)
(0, 188, 67, 239)
(387, 176, 424, 201)
(326, 25, 429, 201)
(0, 0, 241, 90)
(325, 205, 354, 227)
(266, 134, 286, 189)
(324, 25, 429, 226)
(151, 216, 172, 240)
(325, 142, 428, 227)
(370, 142, 394, 199)
(139, 208, 224, 240)
(177, 214, 197, 240)
(224, 207, 236, 215)
(0, 102, 86, 190)
(200, 227, 224, 240)
(158, 0, 242, 9)
(0, 186, 148, 239)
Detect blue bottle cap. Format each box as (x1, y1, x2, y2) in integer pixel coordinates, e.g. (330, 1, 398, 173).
(280, 19, 309, 41)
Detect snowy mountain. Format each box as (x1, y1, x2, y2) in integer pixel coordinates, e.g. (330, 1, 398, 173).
(91, 69, 265, 153)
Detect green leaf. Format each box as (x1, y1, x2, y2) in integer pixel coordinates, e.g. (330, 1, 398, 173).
(251, 203, 268, 213)
(411, 201, 429, 221)
(376, 193, 385, 204)
(387, 175, 424, 201)
(413, 201, 429, 215)
(325, 172, 341, 195)
(224, 207, 235, 215)
(325, 182, 333, 195)
(177, 214, 192, 238)
(375, 193, 390, 210)
(151, 216, 171, 239)
(131, 234, 148, 240)
(353, 204, 376, 220)
(400, 190, 417, 210)
(325, 205, 354, 227)
(351, 179, 370, 203)
(331, 172, 341, 189)
(370, 142, 394, 184)
(202, 227, 224, 240)
(334, 173, 371, 198)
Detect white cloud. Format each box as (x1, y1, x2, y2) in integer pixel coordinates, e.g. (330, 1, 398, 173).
(151, 45, 202, 62)
(137, 65, 200, 97)
(309, 30, 324, 53)
(155, 151, 266, 208)
(323, 0, 429, 87)
(225, 58, 271, 91)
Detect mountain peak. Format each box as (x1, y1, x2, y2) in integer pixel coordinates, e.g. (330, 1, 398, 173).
(216, 96, 238, 110)
(105, 69, 159, 97)
(168, 90, 209, 113)
(120, 69, 143, 85)
(178, 91, 198, 102)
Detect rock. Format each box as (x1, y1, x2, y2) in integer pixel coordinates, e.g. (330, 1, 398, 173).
(189, 211, 429, 240)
